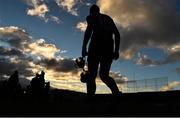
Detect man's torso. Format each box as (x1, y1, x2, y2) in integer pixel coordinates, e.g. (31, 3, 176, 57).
(87, 14, 115, 56)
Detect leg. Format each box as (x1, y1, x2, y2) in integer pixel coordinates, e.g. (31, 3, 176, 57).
(99, 58, 119, 95)
(87, 55, 99, 96)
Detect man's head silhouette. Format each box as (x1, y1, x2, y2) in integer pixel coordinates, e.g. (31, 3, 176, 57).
(14, 70, 18, 75)
(90, 4, 100, 15)
(36, 73, 39, 77)
(41, 71, 45, 75)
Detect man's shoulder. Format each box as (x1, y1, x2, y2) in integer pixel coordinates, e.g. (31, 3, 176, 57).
(101, 14, 112, 20)
(101, 14, 114, 24)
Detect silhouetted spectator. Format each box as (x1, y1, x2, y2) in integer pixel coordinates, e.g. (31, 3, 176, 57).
(7, 70, 22, 95)
(30, 73, 40, 94)
(82, 5, 121, 96)
(8, 70, 19, 88)
(28, 71, 49, 99)
(39, 71, 45, 92)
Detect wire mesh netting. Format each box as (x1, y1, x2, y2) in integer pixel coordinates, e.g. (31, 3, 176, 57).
(122, 77, 168, 93)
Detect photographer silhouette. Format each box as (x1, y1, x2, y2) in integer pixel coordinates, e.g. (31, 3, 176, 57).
(82, 4, 121, 95)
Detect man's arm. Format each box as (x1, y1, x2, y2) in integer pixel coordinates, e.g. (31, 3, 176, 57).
(82, 17, 93, 57)
(112, 19, 120, 60)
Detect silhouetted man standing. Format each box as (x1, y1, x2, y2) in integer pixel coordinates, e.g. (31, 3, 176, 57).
(8, 70, 19, 89)
(82, 4, 120, 95)
(30, 73, 40, 95)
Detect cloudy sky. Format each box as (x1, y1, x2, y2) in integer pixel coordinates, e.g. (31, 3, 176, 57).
(0, 0, 180, 93)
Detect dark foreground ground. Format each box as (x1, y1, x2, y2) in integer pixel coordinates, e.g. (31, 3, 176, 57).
(0, 88, 180, 117)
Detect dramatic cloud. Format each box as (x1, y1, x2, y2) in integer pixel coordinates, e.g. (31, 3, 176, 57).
(97, 0, 180, 62)
(0, 26, 30, 49)
(0, 57, 33, 77)
(166, 43, 180, 62)
(0, 47, 23, 56)
(26, 39, 59, 59)
(0, 26, 59, 59)
(135, 52, 161, 67)
(26, 0, 61, 23)
(27, 4, 49, 16)
(76, 21, 87, 32)
(36, 58, 77, 73)
(56, 0, 82, 16)
(0, 26, 60, 77)
(161, 81, 180, 91)
(26, 0, 49, 22)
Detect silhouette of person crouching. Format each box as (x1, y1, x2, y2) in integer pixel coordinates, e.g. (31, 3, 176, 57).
(82, 4, 121, 96)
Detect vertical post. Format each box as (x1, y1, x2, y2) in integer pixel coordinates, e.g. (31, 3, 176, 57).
(133, 72, 135, 92)
(167, 77, 169, 90)
(155, 78, 158, 92)
(133, 72, 135, 81)
(145, 79, 147, 92)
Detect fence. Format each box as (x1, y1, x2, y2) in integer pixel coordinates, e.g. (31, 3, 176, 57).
(122, 77, 168, 93)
